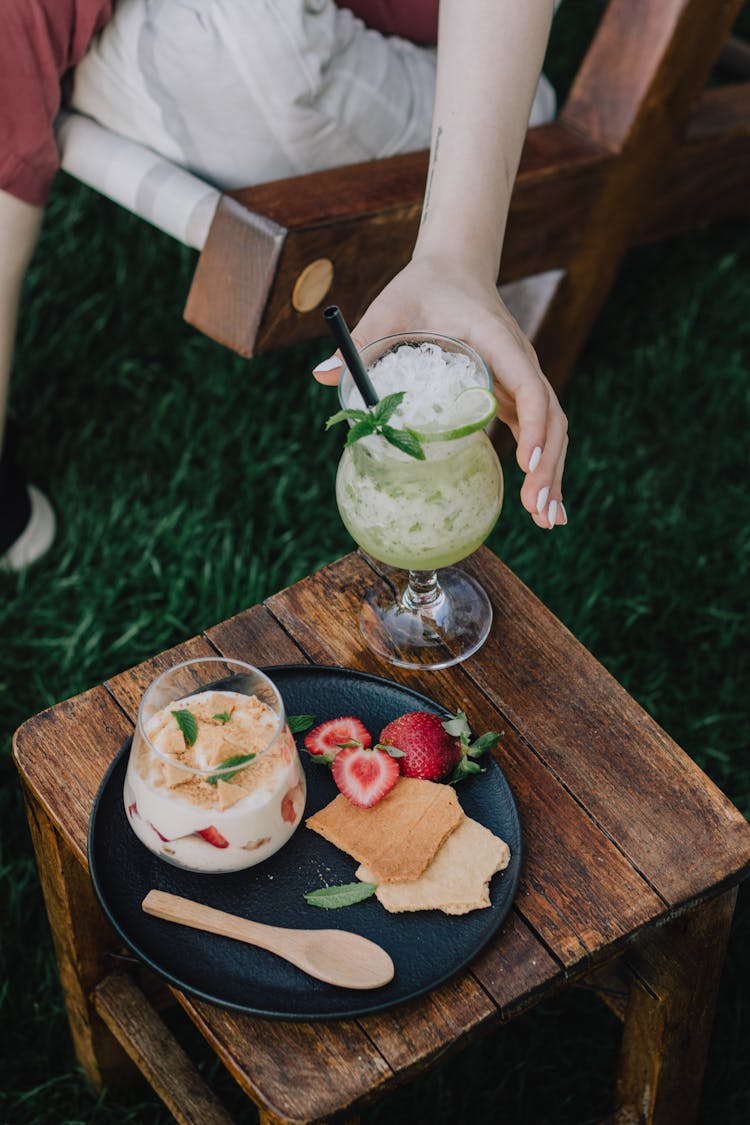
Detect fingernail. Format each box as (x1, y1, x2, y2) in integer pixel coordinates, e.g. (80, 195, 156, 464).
(528, 446, 542, 473)
(536, 486, 549, 514)
(547, 499, 558, 528)
(312, 355, 342, 374)
(559, 501, 568, 525)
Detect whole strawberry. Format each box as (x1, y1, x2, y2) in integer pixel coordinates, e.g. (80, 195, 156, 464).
(378, 711, 462, 782)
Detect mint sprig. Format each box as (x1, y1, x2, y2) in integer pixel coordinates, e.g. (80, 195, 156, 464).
(212, 711, 232, 723)
(172, 709, 198, 747)
(442, 710, 503, 785)
(304, 882, 377, 909)
(206, 753, 256, 785)
(288, 714, 315, 735)
(326, 391, 425, 460)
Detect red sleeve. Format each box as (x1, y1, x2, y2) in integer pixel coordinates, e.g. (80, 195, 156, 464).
(0, 0, 112, 205)
(336, 0, 439, 46)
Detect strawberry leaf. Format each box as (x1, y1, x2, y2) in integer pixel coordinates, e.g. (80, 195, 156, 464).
(172, 709, 198, 747)
(447, 758, 484, 785)
(288, 714, 315, 734)
(468, 731, 503, 758)
(206, 753, 256, 785)
(374, 742, 406, 758)
(304, 882, 377, 909)
(442, 710, 471, 739)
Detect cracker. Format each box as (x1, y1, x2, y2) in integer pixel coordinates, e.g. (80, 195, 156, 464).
(357, 816, 510, 914)
(306, 777, 463, 883)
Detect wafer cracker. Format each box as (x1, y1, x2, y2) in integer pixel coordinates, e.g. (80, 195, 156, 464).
(357, 817, 510, 914)
(306, 777, 463, 883)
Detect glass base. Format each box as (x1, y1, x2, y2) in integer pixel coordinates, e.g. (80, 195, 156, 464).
(359, 567, 493, 670)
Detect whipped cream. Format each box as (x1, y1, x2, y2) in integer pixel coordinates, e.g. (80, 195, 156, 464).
(123, 689, 306, 872)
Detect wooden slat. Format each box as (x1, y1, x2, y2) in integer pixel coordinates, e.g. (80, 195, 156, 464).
(205, 603, 308, 667)
(615, 889, 738, 1125)
(13, 686, 133, 864)
(178, 997, 393, 1125)
(93, 972, 237, 1125)
(460, 549, 750, 906)
(264, 553, 666, 970)
(105, 634, 219, 718)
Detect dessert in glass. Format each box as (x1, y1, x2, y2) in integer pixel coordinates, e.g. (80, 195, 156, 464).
(334, 332, 503, 669)
(123, 658, 306, 873)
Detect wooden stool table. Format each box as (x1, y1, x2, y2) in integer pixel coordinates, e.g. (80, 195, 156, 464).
(13, 549, 750, 1125)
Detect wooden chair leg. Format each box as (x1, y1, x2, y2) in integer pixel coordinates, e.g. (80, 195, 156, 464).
(22, 788, 135, 1090)
(613, 888, 737, 1125)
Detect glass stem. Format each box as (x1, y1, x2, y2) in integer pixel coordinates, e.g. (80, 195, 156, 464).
(402, 570, 445, 615)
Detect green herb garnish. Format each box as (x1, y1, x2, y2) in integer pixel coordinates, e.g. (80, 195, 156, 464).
(172, 709, 198, 747)
(212, 711, 232, 723)
(326, 391, 425, 460)
(206, 753, 256, 785)
(304, 882, 377, 909)
(288, 714, 315, 735)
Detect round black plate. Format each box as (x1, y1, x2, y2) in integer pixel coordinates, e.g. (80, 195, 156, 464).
(88, 665, 522, 1020)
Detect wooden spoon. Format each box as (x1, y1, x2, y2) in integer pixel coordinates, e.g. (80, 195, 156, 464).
(142, 889, 395, 990)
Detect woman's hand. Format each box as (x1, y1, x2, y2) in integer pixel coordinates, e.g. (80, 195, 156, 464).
(312, 255, 568, 529)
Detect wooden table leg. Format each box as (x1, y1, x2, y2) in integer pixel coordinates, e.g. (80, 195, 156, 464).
(22, 788, 136, 1090)
(613, 888, 737, 1125)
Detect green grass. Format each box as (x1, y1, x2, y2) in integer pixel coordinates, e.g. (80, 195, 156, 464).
(2, 4, 749, 1122)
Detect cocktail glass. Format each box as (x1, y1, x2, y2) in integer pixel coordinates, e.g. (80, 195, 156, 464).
(335, 333, 503, 669)
(123, 658, 306, 873)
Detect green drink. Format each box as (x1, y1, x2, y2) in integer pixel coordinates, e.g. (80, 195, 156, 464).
(332, 333, 503, 670)
(336, 425, 503, 570)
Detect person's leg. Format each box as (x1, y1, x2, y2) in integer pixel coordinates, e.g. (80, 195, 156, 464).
(0, 190, 44, 447)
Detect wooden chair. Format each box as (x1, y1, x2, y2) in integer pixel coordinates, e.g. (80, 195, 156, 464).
(61, 0, 750, 395)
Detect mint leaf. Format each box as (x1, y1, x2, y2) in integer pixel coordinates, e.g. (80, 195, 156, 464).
(172, 709, 198, 747)
(212, 711, 232, 723)
(442, 710, 471, 739)
(288, 714, 315, 735)
(468, 731, 502, 758)
(206, 752, 256, 785)
(326, 407, 369, 430)
(372, 391, 406, 425)
(304, 882, 377, 909)
(380, 425, 425, 460)
(346, 417, 377, 445)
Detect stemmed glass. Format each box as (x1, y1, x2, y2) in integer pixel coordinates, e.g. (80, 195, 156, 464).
(334, 333, 503, 669)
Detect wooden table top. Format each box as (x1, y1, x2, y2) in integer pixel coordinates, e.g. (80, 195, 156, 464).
(14, 549, 750, 1123)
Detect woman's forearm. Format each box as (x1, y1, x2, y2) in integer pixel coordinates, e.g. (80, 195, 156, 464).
(415, 0, 555, 286)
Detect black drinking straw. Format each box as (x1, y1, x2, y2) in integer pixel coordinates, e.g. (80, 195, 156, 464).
(323, 305, 379, 407)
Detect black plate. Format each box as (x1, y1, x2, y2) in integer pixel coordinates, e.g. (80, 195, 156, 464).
(88, 665, 522, 1020)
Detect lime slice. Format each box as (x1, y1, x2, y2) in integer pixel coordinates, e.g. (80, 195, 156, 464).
(410, 387, 497, 442)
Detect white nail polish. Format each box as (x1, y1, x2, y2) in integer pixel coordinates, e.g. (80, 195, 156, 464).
(560, 502, 568, 525)
(313, 356, 343, 373)
(548, 499, 558, 527)
(528, 446, 542, 473)
(536, 486, 549, 514)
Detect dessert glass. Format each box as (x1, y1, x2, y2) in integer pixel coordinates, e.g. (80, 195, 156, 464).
(336, 333, 503, 669)
(123, 658, 306, 873)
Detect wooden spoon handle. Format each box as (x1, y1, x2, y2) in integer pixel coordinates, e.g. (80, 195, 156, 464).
(142, 889, 395, 990)
(143, 889, 288, 950)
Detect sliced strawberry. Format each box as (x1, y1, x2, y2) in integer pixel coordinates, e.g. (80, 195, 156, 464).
(150, 822, 171, 842)
(331, 744, 400, 808)
(127, 801, 137, 818)
(304, 716, 372, 761)
(195, 826, 230, 848)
